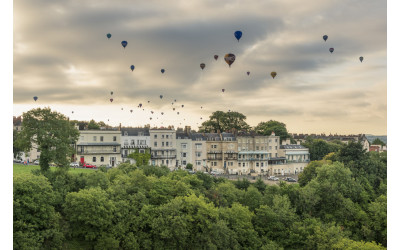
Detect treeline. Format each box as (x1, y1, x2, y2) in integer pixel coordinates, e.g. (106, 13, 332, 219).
(14, 142, 386, 249)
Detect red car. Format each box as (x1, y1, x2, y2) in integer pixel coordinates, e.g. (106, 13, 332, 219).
(83, 163, 97, 168)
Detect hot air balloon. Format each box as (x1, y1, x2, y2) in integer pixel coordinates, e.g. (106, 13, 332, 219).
(247, 71, 250, 76)
(222, 89, 225, 93)
(201, 106, 203, 109)
(174, 99, 177, 102)
(33, 96, 38, 101)
(160, 95, 163, 99)
(359, 56, 364, 63)
(110, 98, 113, 102)
(234, 30, 242, 42)
(161, 112, 164, 115)
(177, 112, 179, 115)
(214, 55, 219, 60)
(171, 102, 174, 105)
(329, 48, 334, 53)
(130, 65, 135, 71)
(173, 108, 175, 111)
(121, 41, 128, 48)
(323, 35, 328, 42)
(111, 91, 113, 95)
(150, 117, 152, 120)
(148, 100, 150, 103)
(200, 63, 205, 70)
(121, 108, 123, 110)
(161, 69, 165, 74)
(139, 103, 142, 108)
(181, 105, 184, 108)
(200, 117, 203, 120)
(224, 53, 236, 67)
(151, 111, 154, 114)
(271, 72, 277, 79)
(107, 33, 111, 39)
(72, 111, 74, 114)
(130, 110, 133, 113)
(108, 119, 109, 121)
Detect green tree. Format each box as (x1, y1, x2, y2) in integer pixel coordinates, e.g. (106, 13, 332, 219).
(186, 163, 193, 170)
(64, 187, 116, 242)
(16, 107, 80, 172)
(302, 139, 342, 161)
(298, 160, 331, 187)
(14, 174, 64, 249)
(13, 129, 23, 159)
(199, 111, 250, 132)
(87, 119, 100, 129)
(127, 148, 151, 166)
(371, 138, 386, 146)
(254, 120, 291, 142)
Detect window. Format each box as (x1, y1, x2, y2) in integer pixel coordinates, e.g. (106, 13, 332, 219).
(182, 143, 187, 149)
(166, 135, 169, 139)
(162, 135, 164, 139)
(238, 163, 241, 167)
(100, 136, 103, 142)
(238, 147, 241, 151)
(113, 146, 117, 152)
(212, 144, 217, 149)
(93, 136, 97, 141)
(275, 153, 277, 157)
(162, 160, 164, 164)
(154, 142, 157, 147)
(182, 153, 187, 157)
(195, 144, 202, 149)
(275, 146, 277, 150)
(113, 136, 117, 141)
(154, 135, 157, 139)
(261, 162, 264, 167)
(93, 157, 96, 162)
(269, 146, 272, 150)
(166, 142, 169, 147)
(256, 162, 259, 167)
(124, 140, 128, 146)
(196, 152, 201, 157)
(166, 160, 169, 164)
(131, 140, 135, 145)
(212, 162, 217, 166)
(139, 149, 145, 153)
(101, 157, 104, 162)
(228, 162, 233, 166)
(256, 146, 259, 150)
(275, 139, 278, 142)
(182, 160, 187, 165)
(196, 160, 201, 165)
(162, 142, 165, 147)
(124, 131, 128, 136)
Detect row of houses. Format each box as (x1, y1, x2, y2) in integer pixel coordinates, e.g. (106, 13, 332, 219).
(14, 121, 310, 176)
(71, 125, 310, 176)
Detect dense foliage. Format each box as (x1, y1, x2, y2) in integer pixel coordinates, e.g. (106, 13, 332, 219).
(199, 111, 251, 133)
(14, 146, 387, 249)
(254, 120, 292, 142)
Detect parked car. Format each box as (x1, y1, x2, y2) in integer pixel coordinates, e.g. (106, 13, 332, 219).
(268, 176, 279, 181)
(83, 163, 97, 168)
(70, 162, 79, 168)
(285, 177, 297, 182)
(33, 160, 39, 165)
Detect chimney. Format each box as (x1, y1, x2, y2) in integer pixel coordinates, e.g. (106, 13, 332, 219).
(119, 123, 121, 131)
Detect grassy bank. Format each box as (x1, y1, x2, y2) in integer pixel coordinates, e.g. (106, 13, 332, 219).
(13, 163, 96, 176)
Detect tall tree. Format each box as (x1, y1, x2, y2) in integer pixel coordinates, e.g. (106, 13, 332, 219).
(199, 111, 250, 133)
(127, 148, 151, 166)
(17, 107, 80, 172)
(87, 119, 100, 130)
(254, 120, 291, 142)
(302, 139, 342, 161)
(371, 138, 386, 146)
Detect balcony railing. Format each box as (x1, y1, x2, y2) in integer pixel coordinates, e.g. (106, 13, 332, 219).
(151, 155, 177, 159)
(207, 156, 223, 160)
(78, 150, 120, 154)
(224, 156, 238, 160)
(238, 157, 268, 161)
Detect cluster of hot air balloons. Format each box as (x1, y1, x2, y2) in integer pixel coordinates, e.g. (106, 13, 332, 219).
(323, 34, 363, 62)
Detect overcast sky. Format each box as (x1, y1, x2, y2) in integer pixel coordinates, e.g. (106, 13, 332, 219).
(12, 0, 387, 134)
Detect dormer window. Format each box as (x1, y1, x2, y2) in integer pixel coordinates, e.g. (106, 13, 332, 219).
(124, 131, 128, 136)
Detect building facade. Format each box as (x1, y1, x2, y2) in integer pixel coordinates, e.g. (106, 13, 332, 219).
(205, 132, 238, 174)
(149, 128, 177, 170)
(120, 127, 151, 164)
(75, 130, 122, 167)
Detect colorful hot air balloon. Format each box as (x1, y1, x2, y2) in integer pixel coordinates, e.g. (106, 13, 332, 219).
(33, 96, 38, 101)
(107, 33, 111, 39)
(110, 98, 113, 102)
(222, 89, 225, 93)
(329, 48, 334, 53)
(323, 35, 328, 42)
(359, 56, 364, 63)
(271, 72, 277, 79)
(139, 103, 142, 108)
(121, 41, 128, 48)
(130, 65, 135, 71)
(160, 95, 163, 99)
(214, 55, 219, 60)
(247, 71, 250, 76)
(200, 63, 205, 70)
(161, 69, 165, 74)
(224, 53, 236, 67)
(234, 30, 242, 42)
